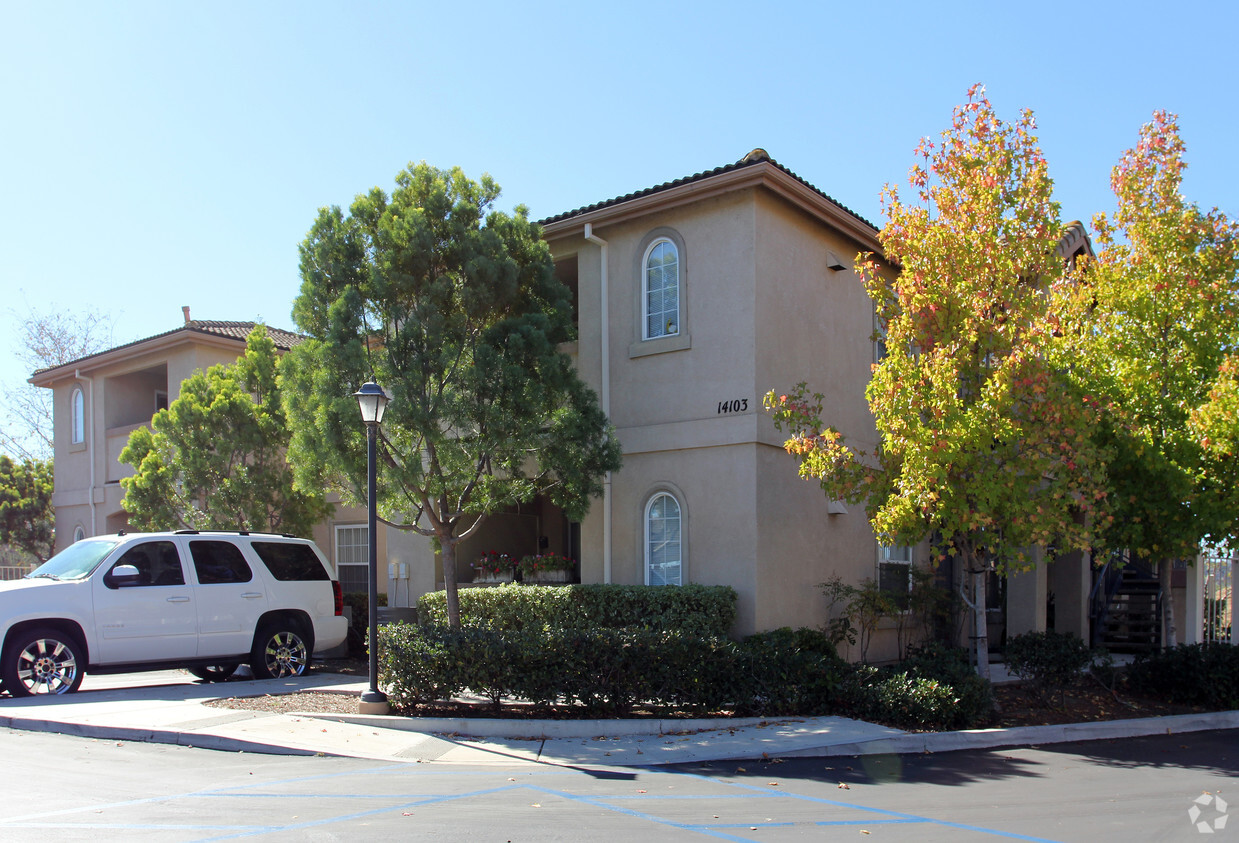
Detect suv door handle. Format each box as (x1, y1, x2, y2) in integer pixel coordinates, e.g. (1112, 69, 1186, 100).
(241, 592, 263, 599)
(166, 596, 190, 603)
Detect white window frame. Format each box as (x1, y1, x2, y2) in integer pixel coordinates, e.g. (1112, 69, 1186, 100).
(73, 526, 85, 544)
(641, 237, 680, 341)
(878, 544, 913, 607)
(334, 524, 369, 593)
(644, 491, 682, 587)
(71, 387, 85, 445)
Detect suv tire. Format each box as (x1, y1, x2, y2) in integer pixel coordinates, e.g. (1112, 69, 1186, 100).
(188, 663, 240, 682)
(3, 627, 87, 697)
(250, 621, 311, 680)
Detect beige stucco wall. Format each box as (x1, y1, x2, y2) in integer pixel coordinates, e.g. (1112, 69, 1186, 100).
(43, 340, 283, 553)
(539, 183, 896, 638)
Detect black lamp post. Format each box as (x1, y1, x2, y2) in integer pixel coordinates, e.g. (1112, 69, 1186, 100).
(354, 381, 390, 715)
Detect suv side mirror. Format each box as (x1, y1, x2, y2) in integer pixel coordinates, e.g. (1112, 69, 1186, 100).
(106, 564, 142, 589)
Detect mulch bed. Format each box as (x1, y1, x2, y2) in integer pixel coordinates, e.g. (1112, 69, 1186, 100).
(980, 680, 1209, 729)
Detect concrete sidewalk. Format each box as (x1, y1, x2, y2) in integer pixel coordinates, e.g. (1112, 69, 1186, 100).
(1, 669, 1236, 768)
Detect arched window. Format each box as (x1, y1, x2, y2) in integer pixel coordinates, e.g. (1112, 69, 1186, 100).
(73, 526, 85, 544)
(642, 238, 679, 340)
(71, 387, 85, 445)
(644, 492, 682, 586)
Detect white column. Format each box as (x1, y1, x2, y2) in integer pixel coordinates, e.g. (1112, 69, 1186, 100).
(1006, 549, 1048, 636)
(1184, 553, 1204, 645)
(1232, 556, 1238, 646)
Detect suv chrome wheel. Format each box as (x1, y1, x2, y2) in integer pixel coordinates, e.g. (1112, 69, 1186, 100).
(4, 629, 85, 697)
(251, 625, 310, 679)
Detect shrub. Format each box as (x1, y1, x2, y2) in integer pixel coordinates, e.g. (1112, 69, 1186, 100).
(377, 622, 462, 708)
(899, 642, 992, 726)
(342, 591, 387, 658)
(835, 653, 991, 731)
(733, 628, 847, 715)
(376, 618, 986, 729)
(416, 583, 737, 637)
(1126, 643, 1239, 709)
(1004, 631, 1092, 705)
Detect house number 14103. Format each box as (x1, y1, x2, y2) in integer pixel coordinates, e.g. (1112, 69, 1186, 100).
(717, 399, 748, 414)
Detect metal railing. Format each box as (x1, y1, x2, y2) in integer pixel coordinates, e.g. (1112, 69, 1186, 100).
(1201, 546, 1234, 645)
(0, 566, 30, 581)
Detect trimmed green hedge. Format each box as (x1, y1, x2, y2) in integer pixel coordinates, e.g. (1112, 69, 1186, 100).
(376, 621, 989, 728)
(1004, 631, 1092, 702)
(416, 583, 737, 637)
(1126, 643, 1239, 709)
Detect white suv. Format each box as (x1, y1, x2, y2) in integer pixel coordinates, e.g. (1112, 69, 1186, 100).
(0, 531, 349, 697)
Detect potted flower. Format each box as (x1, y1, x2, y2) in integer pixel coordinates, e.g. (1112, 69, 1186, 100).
(518, 552, 575, 583)
(473, 551, 515, 583)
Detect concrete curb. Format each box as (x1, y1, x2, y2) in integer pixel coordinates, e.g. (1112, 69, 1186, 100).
(779, 709, 1239, 758)
(305, 712, 790, 739)
(0, 713, 323, 757)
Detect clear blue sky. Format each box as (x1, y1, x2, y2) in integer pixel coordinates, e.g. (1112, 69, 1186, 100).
(2, 1, 1235, 412)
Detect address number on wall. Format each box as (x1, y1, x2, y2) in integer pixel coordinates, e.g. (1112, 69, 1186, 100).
(717, 399, 749, 414)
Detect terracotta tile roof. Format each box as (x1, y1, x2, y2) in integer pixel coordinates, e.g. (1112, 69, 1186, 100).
(538, 148, 879, 231)
(185, 321, 303, 349)
(31, 321, 303, 377)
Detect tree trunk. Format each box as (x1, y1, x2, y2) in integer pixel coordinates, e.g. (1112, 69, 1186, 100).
(1159, 557, 1176, 648)
(957, 542, 992, 682)
(441, 535, 462, 629)
(973, 564, 991, 682)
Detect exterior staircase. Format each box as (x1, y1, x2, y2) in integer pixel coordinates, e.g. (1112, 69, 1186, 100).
(1091, 559, 1162, 653)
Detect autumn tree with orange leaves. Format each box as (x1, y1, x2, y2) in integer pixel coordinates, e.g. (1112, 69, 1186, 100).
(1067, 112, 1239, 646)
(767, 87, 1110, 679)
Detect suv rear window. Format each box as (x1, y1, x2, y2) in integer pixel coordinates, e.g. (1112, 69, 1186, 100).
(252, 541, 329, 581)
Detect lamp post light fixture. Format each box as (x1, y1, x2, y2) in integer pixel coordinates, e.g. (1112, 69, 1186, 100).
(353, 381, 390, 715)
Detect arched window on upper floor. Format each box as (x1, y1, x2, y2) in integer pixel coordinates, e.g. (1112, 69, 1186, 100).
(642, 238, 680, 340)
(71, 387, 85, 445)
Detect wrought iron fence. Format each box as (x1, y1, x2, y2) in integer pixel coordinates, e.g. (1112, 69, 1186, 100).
(0, 566, 30, 581)
(1201, 546, 1234, 645)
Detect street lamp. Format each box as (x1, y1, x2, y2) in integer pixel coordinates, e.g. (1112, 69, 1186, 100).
(354, 381, 390, 715)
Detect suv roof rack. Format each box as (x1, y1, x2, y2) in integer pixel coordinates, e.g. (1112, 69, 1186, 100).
(172, 529, 296, 538)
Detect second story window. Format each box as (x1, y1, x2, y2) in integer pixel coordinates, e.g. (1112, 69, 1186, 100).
(643, 238, 679, 340)
(71, 387, 85, 445)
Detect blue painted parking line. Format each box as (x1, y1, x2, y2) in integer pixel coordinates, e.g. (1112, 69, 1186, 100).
(0, 760, 1066, 842)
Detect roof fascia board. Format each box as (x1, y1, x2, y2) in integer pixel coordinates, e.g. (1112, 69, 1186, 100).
(28, 329, 248, 387)
(542, 162, 883, 254)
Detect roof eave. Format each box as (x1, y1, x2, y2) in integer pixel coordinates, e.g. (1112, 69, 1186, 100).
(541, 161, 883, 255)
(28, 328, 253, 387)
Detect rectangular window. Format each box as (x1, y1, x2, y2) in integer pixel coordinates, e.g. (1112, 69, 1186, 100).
(878, 544, 912, 609)
(335, 525, 369, 593)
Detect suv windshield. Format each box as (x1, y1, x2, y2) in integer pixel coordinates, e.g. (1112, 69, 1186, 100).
(28, 538, 123, 581)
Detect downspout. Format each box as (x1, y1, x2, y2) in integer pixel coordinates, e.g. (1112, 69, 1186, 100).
(75, 369, 97, 536)
(584, 223, 612, 584)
